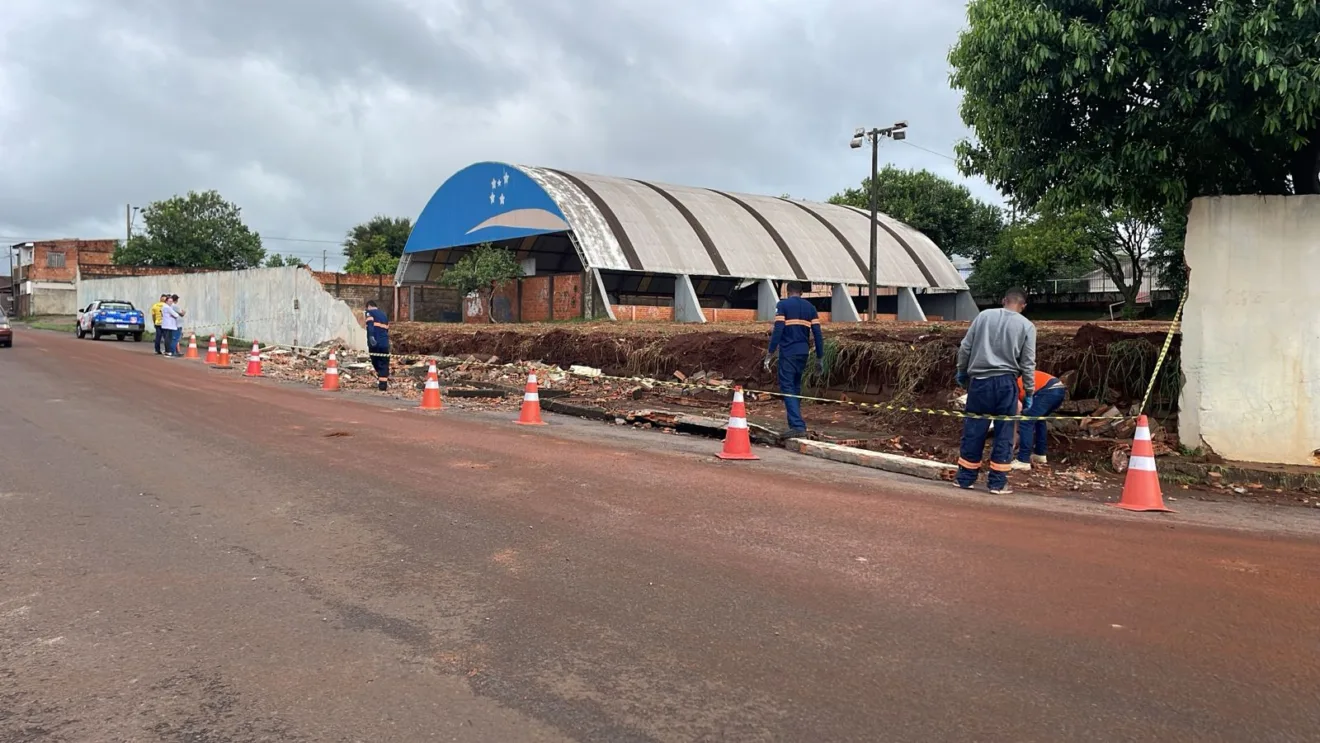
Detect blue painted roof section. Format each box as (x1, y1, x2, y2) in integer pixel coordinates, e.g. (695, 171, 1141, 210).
(403, 162, 570, 254)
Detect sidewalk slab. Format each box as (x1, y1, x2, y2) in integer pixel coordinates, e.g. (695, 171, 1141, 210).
(787, 439, 956, 481)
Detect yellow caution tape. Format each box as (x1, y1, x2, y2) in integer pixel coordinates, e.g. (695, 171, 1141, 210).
(1138, 290, 1187, 416)
(217, 309, 1186, 425)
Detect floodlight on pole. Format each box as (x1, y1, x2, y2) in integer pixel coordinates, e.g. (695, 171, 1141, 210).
(849, 121, 911, 321)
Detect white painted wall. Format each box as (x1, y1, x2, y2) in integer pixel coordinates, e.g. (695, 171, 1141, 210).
(78, 267, 367, 350)
(1180, 195, 1320, 466)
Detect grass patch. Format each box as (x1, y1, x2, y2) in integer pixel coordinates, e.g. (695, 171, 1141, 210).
(26, 316, 77, 333)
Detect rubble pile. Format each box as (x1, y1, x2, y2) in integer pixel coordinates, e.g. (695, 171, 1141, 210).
(235, 340, 1317, 505)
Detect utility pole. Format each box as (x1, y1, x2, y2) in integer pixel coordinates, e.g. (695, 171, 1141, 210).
(7, 244, 14, 317)
(125, 204, 131, 247)
(322, 249, 327, 273)
(868, 134, 879, 322)
(849, 121, 909, 321)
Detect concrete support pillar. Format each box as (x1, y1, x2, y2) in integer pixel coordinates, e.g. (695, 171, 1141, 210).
(756, 279, 778, 321)
(589, 268, 616, 320)
(830, 284, 861, 322)
(953, 289, 979, 321)
(674, 274, 707, 323)
(392, 253, 412, 285)
(897, 286, 927, 322)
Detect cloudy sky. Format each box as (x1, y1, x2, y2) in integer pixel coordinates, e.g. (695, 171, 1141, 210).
(0, 0, 993, 271)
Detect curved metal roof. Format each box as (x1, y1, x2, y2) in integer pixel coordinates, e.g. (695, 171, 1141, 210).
(402, 161, 967, 290)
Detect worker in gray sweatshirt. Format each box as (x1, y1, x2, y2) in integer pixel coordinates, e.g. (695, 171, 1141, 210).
(954, 288, 1036, 494)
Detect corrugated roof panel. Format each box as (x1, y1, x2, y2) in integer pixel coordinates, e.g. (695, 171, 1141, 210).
(791, 202, 932, 287)
(733, 195, 868, 285)
(397, 163, 972, 290)
(569, 172, 717, 276)
(875, 213, 968, 290)
(517, 165, 631, 271)
(652, 184, 795, 280)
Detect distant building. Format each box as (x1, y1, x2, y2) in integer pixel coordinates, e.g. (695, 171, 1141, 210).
(10, 239, 117, 316)
(951, 256, 973, 281)
(0, 275, 13, 314)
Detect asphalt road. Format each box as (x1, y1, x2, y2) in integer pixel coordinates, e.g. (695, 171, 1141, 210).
(3, 328, 1319, 742)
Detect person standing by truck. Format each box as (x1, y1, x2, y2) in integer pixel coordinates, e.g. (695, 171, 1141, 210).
(365, 300, 391, 391)
(151, 294, 168, 355)
(159, 295, 185, 357)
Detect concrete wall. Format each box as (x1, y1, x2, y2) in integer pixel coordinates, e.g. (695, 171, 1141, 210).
(78, 267, 367, 350)
(1180, 195, 1320, 466)
(25, 282, 78, 315)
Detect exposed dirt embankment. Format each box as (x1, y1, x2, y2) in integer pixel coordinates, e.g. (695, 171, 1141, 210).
(391, 320, 1181, 413)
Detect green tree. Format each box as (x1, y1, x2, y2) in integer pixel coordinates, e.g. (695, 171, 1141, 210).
(1090, 207, 1160, 315)
(949, 0, 1320, 217)
(263, 253, 307, 268)
(343, 215, 412, 275)
(1148, 205, 1189, 297)
(113, 190, 264, 269)
(969, 208, 1097, 299)
(829, 166, 1003, 261)
(437, 244, 524, 323)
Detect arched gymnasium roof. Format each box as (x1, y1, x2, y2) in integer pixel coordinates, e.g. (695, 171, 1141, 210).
(400, 161, 967, 290)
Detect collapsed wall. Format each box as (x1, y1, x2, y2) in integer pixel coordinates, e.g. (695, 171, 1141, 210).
(77, 267, 367, 350)
(391, 321, 1180, 416)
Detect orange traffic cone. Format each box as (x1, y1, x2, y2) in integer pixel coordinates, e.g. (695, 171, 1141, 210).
(1110, 415, 1172, 512)
(419, 359, 443, 410)
(716, 386, 759, 460)
(215, 337, 231, 367)
(321, 350, 341, 391)
(514, 370, 547, 425)
(244, 340, 263, 377)
(184, 333, 199, 360)
(204, 335, 219, 364)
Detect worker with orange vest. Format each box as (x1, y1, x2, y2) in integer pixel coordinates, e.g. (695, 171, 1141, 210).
(1013, 370, 1066, 470)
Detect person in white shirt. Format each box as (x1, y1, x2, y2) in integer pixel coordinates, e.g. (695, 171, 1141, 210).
(159, 294, 185, 356)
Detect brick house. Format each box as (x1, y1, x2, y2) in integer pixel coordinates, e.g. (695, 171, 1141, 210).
(11, 239, 118, 316)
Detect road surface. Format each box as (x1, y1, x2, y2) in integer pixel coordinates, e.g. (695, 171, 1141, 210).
(2, 327, 1319, 742)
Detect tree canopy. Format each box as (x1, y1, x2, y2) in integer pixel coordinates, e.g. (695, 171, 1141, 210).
(343, 215, 412, 275)
(113, 190, 264, 269)
(829, 166, 1004, 260)
(949, 0, 1320, 216)
(263, 253, 307, 268)
(969, 209, 1096, 299)
(438, 244, 524, 322)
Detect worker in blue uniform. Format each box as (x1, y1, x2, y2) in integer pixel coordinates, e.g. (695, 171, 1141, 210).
(763, 282, 825, 439)
(364, 300, 391, 391)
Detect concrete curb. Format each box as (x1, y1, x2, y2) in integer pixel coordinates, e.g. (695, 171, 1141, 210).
(786, 439, 957, 481)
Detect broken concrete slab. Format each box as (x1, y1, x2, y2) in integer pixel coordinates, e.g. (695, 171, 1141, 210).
(787, 439, 957, 481)
(442, 388, 507, 399)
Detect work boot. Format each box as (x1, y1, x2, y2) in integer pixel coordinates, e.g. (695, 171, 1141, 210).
(989, 486, 1015, 495)
(1010, 460, 1032, 472)
(782, 428, 808, 440)
(1031, 454, 1048, 465)
(378, 380, 388, 392)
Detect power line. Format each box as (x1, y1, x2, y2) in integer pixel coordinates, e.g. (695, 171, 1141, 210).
(898, 140, 958, 162)
(262, 235, 344, 245)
